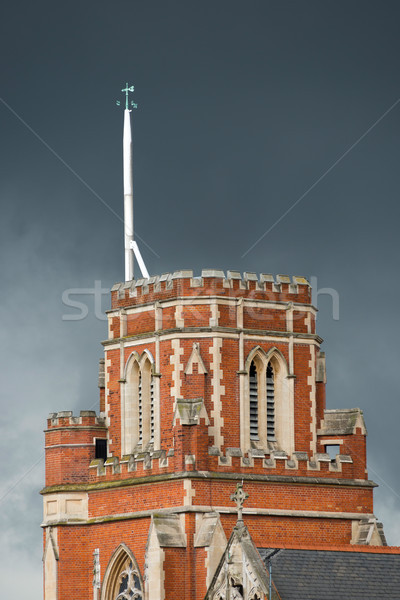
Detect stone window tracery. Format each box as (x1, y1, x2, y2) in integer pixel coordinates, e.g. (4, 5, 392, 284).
(115, 559, 143, 600)
(101, 544, 144, 600)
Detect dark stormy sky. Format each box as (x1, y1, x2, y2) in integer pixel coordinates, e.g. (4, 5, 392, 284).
(1, 1, 400, 596)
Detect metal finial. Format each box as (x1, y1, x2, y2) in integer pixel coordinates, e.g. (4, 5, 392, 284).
(116, 82, 138, 111)
(230, 482, 249, 523)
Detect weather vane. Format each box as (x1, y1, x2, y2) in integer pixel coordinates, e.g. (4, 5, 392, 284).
(116, 82, 138, 111)
(230, 481, 249, 523)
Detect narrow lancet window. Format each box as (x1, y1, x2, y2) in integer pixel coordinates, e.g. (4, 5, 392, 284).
(249, 360, 259, 440)
(266, 361, 275, 441)
(123, 350, 158, 454)
(150, 377, 155, 443)
(138, 374, 143, 446)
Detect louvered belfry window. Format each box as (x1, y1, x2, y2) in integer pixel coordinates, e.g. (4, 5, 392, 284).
(249, 361, 259, 440)
(266, 361, 275, 441)
(138, 374, 143, 445)
(150, 377, 155, 443)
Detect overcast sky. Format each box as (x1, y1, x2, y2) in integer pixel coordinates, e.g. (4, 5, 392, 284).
(1, 1, 400, 597)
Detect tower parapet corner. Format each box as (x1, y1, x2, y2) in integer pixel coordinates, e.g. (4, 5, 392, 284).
(46, 410, 107, 429)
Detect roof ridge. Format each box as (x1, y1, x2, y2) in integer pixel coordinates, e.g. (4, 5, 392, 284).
(258, 543, 400, 554)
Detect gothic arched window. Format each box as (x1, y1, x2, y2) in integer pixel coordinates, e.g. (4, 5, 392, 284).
(139, 356, 154, 447)
(266, 362, 275, 442)
(114, 559, 142, 600)
(244, 347, 294, 454)
(123, 350, 156, 454)
(249, 360, 259, 441)
(249, 359, 276, 443)
(101, 544, 143, 600)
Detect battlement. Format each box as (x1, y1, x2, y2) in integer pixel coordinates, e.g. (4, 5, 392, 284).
(45, 410, 108, 487)
(85, 444, 370, 486)
(47, 410, 106, 429)
(110, 269, 311, 309)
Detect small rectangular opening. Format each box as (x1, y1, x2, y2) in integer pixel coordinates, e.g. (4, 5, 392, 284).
(325, 444, 340, 462)
(95, 438, 107, 460)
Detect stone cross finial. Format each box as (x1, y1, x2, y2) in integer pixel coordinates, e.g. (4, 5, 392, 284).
(230, 481, 249, 522)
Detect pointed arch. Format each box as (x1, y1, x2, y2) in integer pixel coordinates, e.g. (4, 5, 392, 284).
(123, 349, 156, 380)
(245, 345, 269, 372)
(124, 355, 140, 455)
(243, 346, 294, 455)
(139, 348, 155, 367)
(140, 355, 154, 447)
(101, 544, 144, 600)
(245, 345, 288, 374)
(122, 349, 158, 454)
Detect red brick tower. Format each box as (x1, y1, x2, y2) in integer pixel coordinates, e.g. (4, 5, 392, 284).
(41, 269, 385, 600)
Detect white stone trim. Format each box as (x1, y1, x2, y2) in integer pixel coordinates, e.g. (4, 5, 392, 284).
(107, 314, 114, 339)
(43, 492, 88, 524)
(170, 339, 184, 412)
(120, 309, 127, 337)
(108, 296, 316, 314)
(44, 443, 93, 449)
(154, 337, 161, 449)
(208, 338, 225, 449)
(104, 331, 320, 352)
(183, 479, 195, 506)
(209, 302, 220, 327)
(52, 504, 374, 525)
(104, 355, 112, 429)
(322, 439, 344, 445)
(155, 302, 162, 331)
(286, 303, 294, 332)
(197, 514, 227, 589)
(239, 330, 245, 451)
(43, 527, 58, 600)
(305, 310, 312, 334)
(145, 524, 165, 600)
(308, 345, 317, 455)
(184, 342, 208, 375)
(174, 303, 184, 328)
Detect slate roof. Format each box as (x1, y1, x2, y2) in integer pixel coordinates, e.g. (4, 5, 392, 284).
(258, 548, 400, 600)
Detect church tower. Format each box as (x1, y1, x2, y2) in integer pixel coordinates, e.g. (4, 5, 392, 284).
(41, 87, 391, 600)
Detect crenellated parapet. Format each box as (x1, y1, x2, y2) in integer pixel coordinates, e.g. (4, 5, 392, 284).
(110, 269, 311, 309)
(105, 270, 316, 343)
(47, 410, 106, 429)
(89, 448, 172, 478)
(45, 410, 107, 487)
(86, 445, 359, 482)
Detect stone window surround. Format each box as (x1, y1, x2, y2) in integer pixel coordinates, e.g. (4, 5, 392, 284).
(243, 346, 294, 455)
(100, 543, 144, 600)
(122, 349, 158, 455)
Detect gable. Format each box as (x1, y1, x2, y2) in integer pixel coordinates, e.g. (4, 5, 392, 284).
(205, 523, 275, 600)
